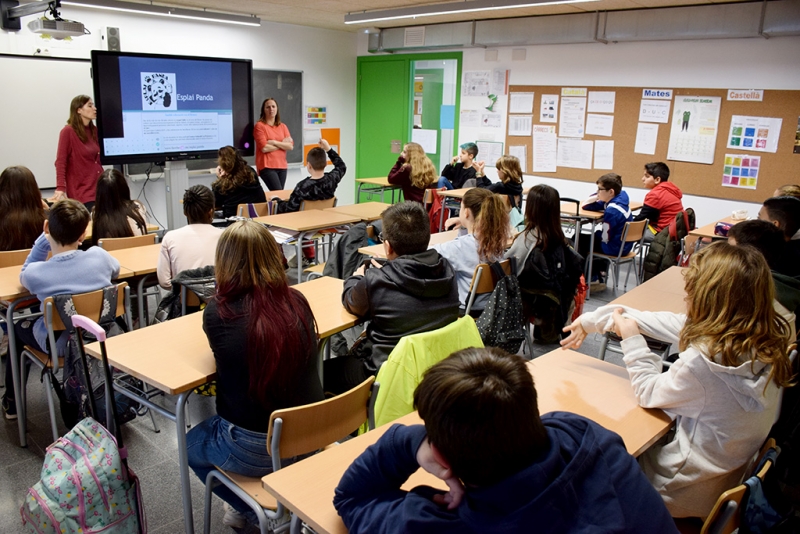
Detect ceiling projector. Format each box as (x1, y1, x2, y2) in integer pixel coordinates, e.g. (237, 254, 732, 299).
(27, 17, 84, 38)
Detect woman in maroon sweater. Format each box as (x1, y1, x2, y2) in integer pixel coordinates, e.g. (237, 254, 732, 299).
(387, 142, 437, 203)
(51, 95, 103, 209)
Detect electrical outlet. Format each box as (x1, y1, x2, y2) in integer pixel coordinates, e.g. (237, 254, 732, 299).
(33, 47, 51, 56)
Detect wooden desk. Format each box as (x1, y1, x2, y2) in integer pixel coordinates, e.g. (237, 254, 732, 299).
(108, 243, 162, 276)
(324, 202, 391, 222)
(262, 349, 672, 534)
(689, 216, 737, 240)
(437, 187, 472, 199)
(355, 177, 400, 204)
(358, 230, 461, 258)
(84, 223, 160, 243)
(83, 275, 357, 534)
(255, 211, 361, 283)
(610, 266, 687, 314)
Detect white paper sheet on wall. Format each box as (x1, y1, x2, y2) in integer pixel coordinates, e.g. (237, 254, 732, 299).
(585, 114, 614, 137)
(587, 91, 616, 113)
(557, 138, 593, 170)
(594, 140, 614, 169)
(482, 113, 502, 128)
(639, 99, 671, 124)
(726, 115, 782, 153)
(667, 95, 721, 164)
(508, 115, 533, 136)
(477, 141, 504, 167)
(540, 94, 558, 123)
(634, 123, 659, 155)
(533, 125, 557, 172)
(463, 71, 491, 96)
(509, 92, 534, 113)
(411, 128, 438, 154)
(559, 97, 587, 138)
(509, 145, 527, 173)
(460, 110, 481, 128)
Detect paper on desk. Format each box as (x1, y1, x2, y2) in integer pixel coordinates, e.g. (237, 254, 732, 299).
(634, 123, 659, 155)
(594, 140, 614, 170)
(557, 138, 593, 170)
(509, 92, 534, 114)
(586, 114, 614, 137)
(269, 228, 300, 244)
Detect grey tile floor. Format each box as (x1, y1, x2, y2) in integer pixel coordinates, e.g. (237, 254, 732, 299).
(0, 261, 652, 534)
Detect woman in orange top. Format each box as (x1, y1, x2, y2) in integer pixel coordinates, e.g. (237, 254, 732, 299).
(253, 98, 293, 191)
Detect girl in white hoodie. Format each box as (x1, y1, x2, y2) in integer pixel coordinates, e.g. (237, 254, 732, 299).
(562, 242, 793, 519)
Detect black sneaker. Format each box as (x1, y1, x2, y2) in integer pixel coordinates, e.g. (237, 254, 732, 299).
(2, 396, 17, 421)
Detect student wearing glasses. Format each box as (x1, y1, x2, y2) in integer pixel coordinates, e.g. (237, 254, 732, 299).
(579, 173, 633, 289)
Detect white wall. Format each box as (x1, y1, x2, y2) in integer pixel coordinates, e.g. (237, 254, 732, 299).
(1, 7, 358, 226)
(359, 34, 800, 225)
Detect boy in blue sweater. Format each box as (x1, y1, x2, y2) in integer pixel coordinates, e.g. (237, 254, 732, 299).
(580, 172, 633, 289)
(2, 199, 120, 420)
(334, 347, 677, 534)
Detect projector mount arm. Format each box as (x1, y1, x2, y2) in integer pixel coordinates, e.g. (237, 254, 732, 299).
(1, 0, 61, 31)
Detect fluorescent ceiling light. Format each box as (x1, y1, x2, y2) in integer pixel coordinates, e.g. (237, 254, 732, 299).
(345, 0, 599, 25)
(62, 0, 260, 26)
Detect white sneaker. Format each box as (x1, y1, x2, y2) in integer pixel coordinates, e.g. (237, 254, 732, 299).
(222, 503, 247, 529)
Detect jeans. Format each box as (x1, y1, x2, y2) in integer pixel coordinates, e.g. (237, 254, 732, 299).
(187, 415, 275, 515)
(259, 168, 287, 191)
(437, 176, 454, 190)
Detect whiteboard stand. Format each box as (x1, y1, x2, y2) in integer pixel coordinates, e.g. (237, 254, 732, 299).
(165, 161, 189, 230)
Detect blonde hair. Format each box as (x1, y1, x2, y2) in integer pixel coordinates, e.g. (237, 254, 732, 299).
(681, 242, 793, 388)
(775, 184, 800, 199)
(495, 155, 522, 185)
(404, 143, 437, 190)
(462, 188, 510, 261)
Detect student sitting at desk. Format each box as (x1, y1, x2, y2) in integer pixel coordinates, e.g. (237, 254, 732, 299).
(759, 195, 800, 277)
(2, 200, 120, 420)
(633, 162, 684, 242)
(334, 347, 677, 533)
(487, 155, 524, 209)
(157, 185, 221, 290)
(90, 169, 148, 246)
(437, 142, 488, 190)
(324, 201, 459, 395)
(0, 165, 46, 252)
(563, 242, 793, 519)
(433, 188, 510, 315)
(580, 173, 633, 290)
(387, 142, 437, 204)
(212, 145, 266, 219)
(187, 221, 323, 530)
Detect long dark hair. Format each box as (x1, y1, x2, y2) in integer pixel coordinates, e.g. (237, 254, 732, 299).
(0, 166, 46, 251)
(524, 184, 566, 252)
(67, 94, 96, 144)
(214, 221, 317, 408)
(91, 169, 146, 245)
(213, 146, 256, 195)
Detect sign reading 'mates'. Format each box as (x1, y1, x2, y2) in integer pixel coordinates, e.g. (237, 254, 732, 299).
(642, 89, 673, 100)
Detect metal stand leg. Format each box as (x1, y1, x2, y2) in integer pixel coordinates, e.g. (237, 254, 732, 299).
(176, 390, 195, 534)
(7, 300, 28, 447)
(586, 220, 597, 300)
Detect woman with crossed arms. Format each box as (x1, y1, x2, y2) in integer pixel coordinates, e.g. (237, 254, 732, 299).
(254, 97, 293, 191)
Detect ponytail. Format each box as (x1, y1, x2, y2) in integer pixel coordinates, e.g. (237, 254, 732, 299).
(463, 188, 510, 261)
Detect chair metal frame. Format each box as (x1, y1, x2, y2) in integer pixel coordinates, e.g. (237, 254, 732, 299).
(591, 218, 648, 294)
(19, 283, 134, 442)
(202, 377, 379, 534)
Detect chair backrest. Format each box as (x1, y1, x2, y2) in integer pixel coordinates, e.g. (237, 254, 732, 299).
(701, 438, 778, 534)
(465, 260, 512, 315)
(237, 202, 271, 218)
(561, 198, 581, 217)
(98, 233, 157, 251)
(621, 219, 648, 244)
(43, 282, 129, 333)
(0, 248, 31, 268)
(300, 197, 336, 211)
(422, 188, 435, 206)
(267, 376, 377, 462)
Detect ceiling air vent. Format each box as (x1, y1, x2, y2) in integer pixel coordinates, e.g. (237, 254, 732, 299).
(404, 27, 425, 47)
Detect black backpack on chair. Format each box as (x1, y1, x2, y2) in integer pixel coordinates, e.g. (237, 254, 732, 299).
(475, 259, 526, 354)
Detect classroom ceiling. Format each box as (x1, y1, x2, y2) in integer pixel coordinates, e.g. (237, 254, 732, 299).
(136, 0, 757, 32)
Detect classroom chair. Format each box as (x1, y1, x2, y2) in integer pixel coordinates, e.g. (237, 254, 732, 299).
(591, 218, 648, 293)
(373, 317, 483, 427)
(303, 262, 326, 281)
(99, 234, 159, 328)
(560, 197, 581, 247)
(698, 438, 779, 534)
(202, 376, 379, 534)
(237, 202, 272, 218)
(597, 331, 672, 366)
(464, 260, 533, 357)
(19, 283, 133, 443)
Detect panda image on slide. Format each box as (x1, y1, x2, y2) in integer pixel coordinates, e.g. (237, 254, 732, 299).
(141, 72, 177, 111)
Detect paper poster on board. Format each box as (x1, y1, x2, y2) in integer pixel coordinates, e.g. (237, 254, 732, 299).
(585, 114, 614, 137)
(634, 123, 659, 155)
(508, 115, 532, 136)
(587, 91, 615, 113)
(727, 115, 782, 153)
(509, 92, 534, 114)
(509, 145, 527, 173)
(411, 128, 438, 154)
(482, 113, 502, 128)
(532, 125, 557, 172)
(462, 71, 491, 96)
(476, 141, 504, 167)
(639, 100, 671, 124)
(460, 109, 481, 128)
(722, 153, 760, 190)
(667, 96, 721, 165)
(557, 138, 593, 170)
(594, 140, 614, 170)
(540, 95, 558, 123)
(559, 97, 587, 138)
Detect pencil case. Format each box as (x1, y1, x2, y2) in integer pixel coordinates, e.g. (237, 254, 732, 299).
(714, 221, 733, 237)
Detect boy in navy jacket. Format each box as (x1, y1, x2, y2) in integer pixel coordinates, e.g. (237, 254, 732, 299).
(333, 347, 677, 534)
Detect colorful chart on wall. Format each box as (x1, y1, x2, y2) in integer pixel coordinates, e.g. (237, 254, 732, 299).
(667, 95, 721, 164)
(726, 115, 782, 153)
(722, 153, 760, 190)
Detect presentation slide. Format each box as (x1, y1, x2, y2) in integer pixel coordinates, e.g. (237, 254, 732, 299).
(102, 57, 234, 157)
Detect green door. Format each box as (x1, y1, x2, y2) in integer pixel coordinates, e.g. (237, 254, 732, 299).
(356, 59, 409, 202)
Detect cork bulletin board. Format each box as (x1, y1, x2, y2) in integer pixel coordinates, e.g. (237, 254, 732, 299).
(505, 85, 800, 203)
